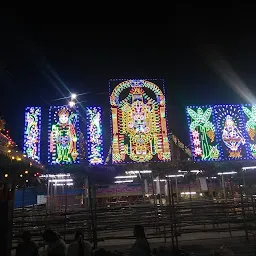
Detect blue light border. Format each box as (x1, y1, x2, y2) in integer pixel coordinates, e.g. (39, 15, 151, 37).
(23, 106, 42, 162)
(242, 104, 256, 159)
(47, 105, 80, 165)
(214, 104, 252, 161)
(186, 105, 218, 162)
(186, 104, 253, 162)
(109, 79, 171, 164)
(86, 106, 104, 165)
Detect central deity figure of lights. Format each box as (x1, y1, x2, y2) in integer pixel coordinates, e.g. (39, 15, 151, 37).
(222, 115, 245, 155)
(50, 108, 78, 163)
(122, 87, 154, 162)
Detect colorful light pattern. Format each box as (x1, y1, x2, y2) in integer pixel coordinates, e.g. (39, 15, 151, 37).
(187, 104, 252, 161)
(110, 79, 171, 163)
(86, 107, 104, 165)
(215, 105, 250, 160)
(23, 107, 41, 162)
(48, 105, 79, 165)
(242, 104, 256, 158)
(186, 106, 219, 161)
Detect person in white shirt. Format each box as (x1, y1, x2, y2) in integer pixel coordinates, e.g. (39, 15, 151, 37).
(67, 230, 92, 256)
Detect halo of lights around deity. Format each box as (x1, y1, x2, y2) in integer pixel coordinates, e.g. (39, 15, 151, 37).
(109, 79, 171, 164)
(86, 106, 104, 165)
(186, 104, 254, 161)
(48, 105, 80, 165)
(23, 107, 41, 162)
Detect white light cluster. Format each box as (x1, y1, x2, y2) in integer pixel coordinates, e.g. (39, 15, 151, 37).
(242, 166, 256, 171)
(114, 180, 133, 184)
(125, 170, 152, 175)
(41, 173, 74, 187)
(40, 173, 71, 178)
(177, 170, 202, 174)
(53, 183, 73, 186)
(166, 174, 184, 178)
(217, 171, 237, 175)
(71, 93, 77, 100)
(115, 175, 137, 179)
(49, 179, 73, 183)
(190, 170, 202, 174)
(181, 192, 196, 195)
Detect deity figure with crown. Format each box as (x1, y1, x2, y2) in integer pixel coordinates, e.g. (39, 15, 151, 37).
(110, 80, 171, 163)
(50, 107, 78, 164)
(121, 87, 155, 162)
(222, 115, 245, 157)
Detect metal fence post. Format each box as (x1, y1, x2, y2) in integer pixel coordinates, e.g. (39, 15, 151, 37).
(88, 176, 97, 249)
(64, 185, 67, 241)
(240, 185, 249, 240)
(167, 178, 175, 250)
(170, 177, 178, 248)
(92, 183, 98, 249)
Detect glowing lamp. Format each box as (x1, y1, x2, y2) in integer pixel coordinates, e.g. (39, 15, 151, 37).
(69, 101, 75, 107)
(71, 93, 77, 100)
(217, 171, 237, 175)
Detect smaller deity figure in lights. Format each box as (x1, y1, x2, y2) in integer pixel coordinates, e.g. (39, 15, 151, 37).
(88, 108, 103, 165)
(24, 107, 40, 161)
(222, 115, 245, 157)
(50, 108, 78, 164)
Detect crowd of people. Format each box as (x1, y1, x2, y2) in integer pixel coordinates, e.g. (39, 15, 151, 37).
(15, 225, 152, 256)
(15, 225, 234, 256)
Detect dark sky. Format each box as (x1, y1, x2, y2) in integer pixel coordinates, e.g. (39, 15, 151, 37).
(0, 6, 255, 151)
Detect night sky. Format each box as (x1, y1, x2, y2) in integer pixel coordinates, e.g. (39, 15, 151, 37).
(0, 7, 255, 153)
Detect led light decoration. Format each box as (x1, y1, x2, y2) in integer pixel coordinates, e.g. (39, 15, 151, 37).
(23, 107, 41, 162)
(48, 105, 79, 165)
(186, 106, 219, 161)
(215, 105, 250, 160)
(242, 104, 256, 158)
(109, 79, 171, 163)
(86, 107, 104, 165)
(187, 104, 252, 161)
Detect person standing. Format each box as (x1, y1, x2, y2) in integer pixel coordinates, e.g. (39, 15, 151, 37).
(67, 230, 92, 256)
(16, 231, 38, 256)
(42, 229, 67, 256)
(131, 225, 151, 256)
